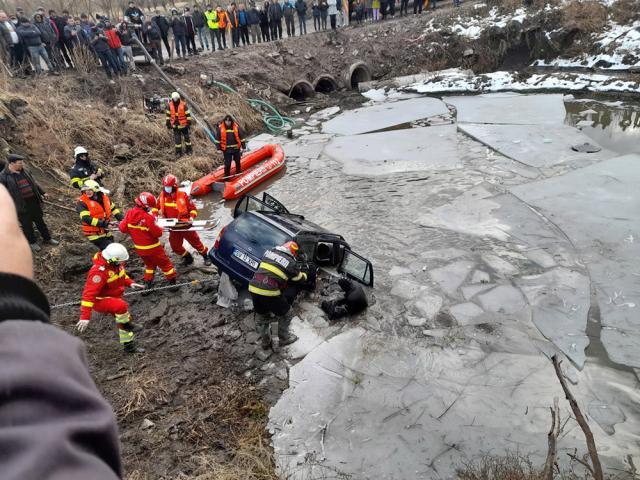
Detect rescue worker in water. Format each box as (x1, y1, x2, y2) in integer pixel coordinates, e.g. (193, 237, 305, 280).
(158, 174, 211, 266)
(248, 241, 307, 350)
(76, 180, 124, 250)
(166, 91, 193, 158)
(77, 242, 146, 353)
(214, 114, 246, 181)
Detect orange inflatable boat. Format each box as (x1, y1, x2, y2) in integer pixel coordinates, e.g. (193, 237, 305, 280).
(190, 144, 286, 199)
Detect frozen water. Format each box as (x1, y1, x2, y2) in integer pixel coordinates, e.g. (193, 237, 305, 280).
(511, 154, 640, 368)
(390, 279, 429, 300)
(524, 248, 557, 268)
(389, 266, 412, 276)
(409, 293, 443, 321)
(588, 403, 626, 436)
(461, 283, 496, 301)
(481, 254, 519, 276)
(429, 260, 475, 295)
(449, 302, 484, 325)
(471, 270, 491, 283)
(322, 97, 450, 135)
(447, 93, 567, 125)
(420, 248, 467, 261)
(459, 123, 613, 168)
(477, 285, 527, 314)
(324, 125, 461, 176)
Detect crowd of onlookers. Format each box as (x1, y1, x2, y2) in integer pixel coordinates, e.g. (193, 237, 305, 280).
(0, 0, 456, 78)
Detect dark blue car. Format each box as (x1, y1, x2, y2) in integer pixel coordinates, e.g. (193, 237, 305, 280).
(209, 192, 374, 288)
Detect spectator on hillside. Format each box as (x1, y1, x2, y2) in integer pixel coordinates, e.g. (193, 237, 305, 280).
(192, 5, 209, 51)
(144, 18, 163, 64)
(268, 0, 282, 40)
(238, 4, 250, 46)
(319, 0, 328, 29)
(216, 6, 228, 48)
(204, 5, 220, 51)
(312, 1, 320, 31)
(295, 0, 307, 35)
(63, 17, 81, 53)
(104, 22, 126, 74)
(259, 2, 270, 41)
(327, 0, 337, 30)
(227, 3, 239, 48)
(32, 13, 58, 68)
(50, 9, 73, 67)
(124, 1, 145, 41)
(182, 7, 198, 55)
(117, 21, 136, 71)
(283, 0, 295, 37)
(90, 27, 119, 79)
(170, 10, 188, 59)
(151, 13, 171, 58)
(355, 0, 365, 22)
(16, 17, 56, 75)
(247, 3, 261, 44)
(0, 11, 23, 69)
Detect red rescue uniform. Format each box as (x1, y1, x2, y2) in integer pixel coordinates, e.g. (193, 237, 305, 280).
(119, 206, 177, 282)
(158, 189, 207, 257)
(79, 253, 136, 345)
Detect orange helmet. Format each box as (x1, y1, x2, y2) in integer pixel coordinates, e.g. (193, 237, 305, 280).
(162, 174, 178, 187)
(282, 241, 299, 257)
(135, 192, 157, 209)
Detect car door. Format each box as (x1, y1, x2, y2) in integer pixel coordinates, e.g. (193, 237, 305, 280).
(338, 248, 374, 287)
(233, 194, 275, 218)
(262, 192, 289, 214)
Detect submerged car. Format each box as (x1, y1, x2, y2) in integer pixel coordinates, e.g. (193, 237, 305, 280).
(209, 192, 374, 288)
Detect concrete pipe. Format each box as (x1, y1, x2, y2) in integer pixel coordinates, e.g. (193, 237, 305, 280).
(313, 74, 339, 93)
(344, 61, 372, 90)
(287, 80, 315, 101)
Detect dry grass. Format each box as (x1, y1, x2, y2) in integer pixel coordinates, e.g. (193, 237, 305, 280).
(609, 0, 640, 24)
(561, 0, 608, 34)
(457, 454, 544, 480)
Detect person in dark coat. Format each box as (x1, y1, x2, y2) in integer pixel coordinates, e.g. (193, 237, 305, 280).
(247, 4, 261, 44)
(283, 0, 295, 37)
(295, 0, 307, 34)
(144, 19, 164, 64)
(0, 154, 58, 252)
(152, 13, 171, 59)
(90, 27, 120, 78)
(268, 0, 283, 40)
(0, 182, 122, 480)
(319, 0, 328, 29)
(32, 13, 58, 70)
(170, 10, 188, 58)
(181, 7, 198, 55)
(259, 2, 270, 41)
(16, 17, 55, 74)
(214, 115, 246, 179)
(238, 4, 250, 46)
(321, 278, 368, 320)
(50, 9, 73, 67)
(192, 4, 209, 50)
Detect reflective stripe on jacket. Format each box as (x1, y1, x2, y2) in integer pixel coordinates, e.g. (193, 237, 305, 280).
(166, 99, 191, 128)
(77, 193, 114, 239)
(216, 122, 243, 151)
(119, 206, 164, 252)
(205, 10, 219, 29)
(80, 252, 133, 321)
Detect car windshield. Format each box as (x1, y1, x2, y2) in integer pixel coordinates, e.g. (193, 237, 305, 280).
(234, 213, 291, 247)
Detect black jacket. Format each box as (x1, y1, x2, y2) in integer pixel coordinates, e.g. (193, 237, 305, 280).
(145, 22, 162, 41)
(16, 24, 43, 47)
(338, 278, 368, 314)
(124, 6, 145, 25)
(259, 9, 269, 25)
(0, 165, 44, 215)
(295, 0, 308, 15)
(152, 15, 170, 35)
(171, 16, 187, 36)
(213, 122, 246, 152)
(247, 8, 261, 25)
(268, 2, 283, 21)
(182, 15, 195, 35)
(33, 18, 56, 45)
(117, 28, 133, 46)
(68, 159, 101, 189)
(192, 10, 206, 28)
(0, 272, 122, 480)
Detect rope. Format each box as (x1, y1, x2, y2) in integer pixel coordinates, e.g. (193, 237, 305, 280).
(50, 279, 210, 310)
(209, 80, 295, 134)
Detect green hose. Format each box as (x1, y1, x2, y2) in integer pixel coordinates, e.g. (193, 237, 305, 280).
(210, 80, 295, 134)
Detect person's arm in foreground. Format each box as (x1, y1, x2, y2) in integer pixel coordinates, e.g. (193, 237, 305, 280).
(0, 183, 122, 480)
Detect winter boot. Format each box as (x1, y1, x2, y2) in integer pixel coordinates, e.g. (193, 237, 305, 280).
(124, 342, 145, 353)
(128, 322, 144, 333)
(168, 278, 180, 292)
(182, 252, 194, 266)
(142, 280, 154, 296)
(258, 321, 271, 350)
(278, 316, 298, 347)
(202, 252, 212, 266)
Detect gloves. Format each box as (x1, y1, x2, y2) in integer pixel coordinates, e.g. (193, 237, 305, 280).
(130, 282, 145, 289)
(76, 319, 90, 332)
(166, 120, 172, 129)
(97, 219, 109, 228)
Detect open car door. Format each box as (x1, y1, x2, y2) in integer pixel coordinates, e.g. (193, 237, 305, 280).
(233, 193, 290, 218)
(338, 249, 374, 287)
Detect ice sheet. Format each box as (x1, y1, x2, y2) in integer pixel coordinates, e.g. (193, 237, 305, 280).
(446, 93, 567, 125)
(322, 97, 450, 135)
(324, 125, 461, 176)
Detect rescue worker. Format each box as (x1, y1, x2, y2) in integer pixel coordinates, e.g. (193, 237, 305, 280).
(119, 192, 177, 288)
(321, 278, 368, 320)
(77, 242, 146, 353)
(76, 179, 123, 250)
(248, 241, 307, 350)
(214, 114, 246, 180)
(165, 91, 193, 158)
(69, 146, 104, 189)
(158, 174, 211, 266)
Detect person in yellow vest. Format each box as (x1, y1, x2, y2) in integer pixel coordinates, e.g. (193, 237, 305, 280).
(75, 179, 123, 250)
(205, 4, 223, 50)
(165, 91, 193, 158)
(214, 114, 247, 180)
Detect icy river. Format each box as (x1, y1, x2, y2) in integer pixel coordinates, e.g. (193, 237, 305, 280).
(200, 92, 640, 479)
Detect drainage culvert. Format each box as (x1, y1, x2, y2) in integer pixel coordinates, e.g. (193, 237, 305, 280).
(313, 74, 339, 93)
(344, 61, 372, 90)
(288, 80, 315, 101)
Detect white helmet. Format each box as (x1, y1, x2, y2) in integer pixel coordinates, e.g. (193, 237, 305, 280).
(74, 146, 88, 158)
(171, 91, 181, 101)
(102, 243, 130, 263)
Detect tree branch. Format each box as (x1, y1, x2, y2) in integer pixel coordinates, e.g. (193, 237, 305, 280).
(552, 355, 604, 480)
(543, 396, 560, 480)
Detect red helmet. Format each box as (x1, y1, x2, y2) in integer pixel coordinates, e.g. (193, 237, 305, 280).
(135, 192, 157, 209)
(162, 174, 178, 187)
(282, 241, 299, 257)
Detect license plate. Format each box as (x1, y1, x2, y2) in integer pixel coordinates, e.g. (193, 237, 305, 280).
(233, 249, 259, 269)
